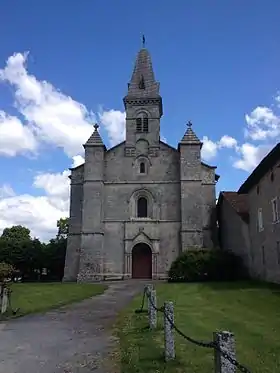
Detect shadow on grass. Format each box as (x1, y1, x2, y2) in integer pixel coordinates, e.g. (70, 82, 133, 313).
(164, 279, 280, 292)
(203, 280, 280, 292)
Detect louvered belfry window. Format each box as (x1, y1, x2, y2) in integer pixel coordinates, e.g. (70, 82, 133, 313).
(136, 117, 142, 132)
(143, 117, 148, 132)
(136, 112, 149, 133)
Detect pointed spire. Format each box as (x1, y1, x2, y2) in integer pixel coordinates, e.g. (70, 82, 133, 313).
(84, 123, 105, 147)
(180, 121, 202, 146)
(127, 44, 160, 98)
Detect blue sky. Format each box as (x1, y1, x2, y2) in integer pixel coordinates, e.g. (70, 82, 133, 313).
(0, 1, 280, 239)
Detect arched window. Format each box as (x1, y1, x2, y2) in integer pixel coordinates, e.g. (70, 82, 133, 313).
(136, 112, 149, 133)
(140, 162, 145, 174)
(137, 197, 148, 218)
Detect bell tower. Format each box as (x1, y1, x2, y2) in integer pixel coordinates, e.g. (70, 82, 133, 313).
(123, 37, 163, 157)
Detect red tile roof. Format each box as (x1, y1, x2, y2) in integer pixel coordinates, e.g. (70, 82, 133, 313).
(220, 191, 249, 223)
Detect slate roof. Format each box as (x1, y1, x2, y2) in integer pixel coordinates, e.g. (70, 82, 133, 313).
(126, 48, 160, 98)
(180, 125, 201, 144)
(84, 124, 105, 147)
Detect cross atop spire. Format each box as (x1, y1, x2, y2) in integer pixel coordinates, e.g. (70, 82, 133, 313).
(142, 34, 146, 48)
(84, 123, 105, 147)
(180, 120, 202, 146)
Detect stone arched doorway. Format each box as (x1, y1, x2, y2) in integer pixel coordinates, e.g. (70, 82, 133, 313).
(132, 243, 152, 279)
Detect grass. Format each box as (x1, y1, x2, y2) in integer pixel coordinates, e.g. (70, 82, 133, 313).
(2, 282, 106, 318)
(114, 281, 280, 373)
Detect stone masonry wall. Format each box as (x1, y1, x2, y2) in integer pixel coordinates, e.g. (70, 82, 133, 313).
(63, 166, 83, 282)
(218, 198, 251, 271)
(102, 141, 182, 278)
(64, 132, 217, 281)
(248, 162, 280, 283)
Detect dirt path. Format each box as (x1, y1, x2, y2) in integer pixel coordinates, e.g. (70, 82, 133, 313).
(0, 280, 146, 373)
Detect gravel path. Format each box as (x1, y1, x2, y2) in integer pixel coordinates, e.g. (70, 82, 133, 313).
(0, 280, 146, 373)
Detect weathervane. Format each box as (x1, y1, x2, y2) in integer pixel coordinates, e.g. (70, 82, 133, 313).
(187, 120, 192, 127)
(94, 123, 99, 131)
(142, 34, 146, 48)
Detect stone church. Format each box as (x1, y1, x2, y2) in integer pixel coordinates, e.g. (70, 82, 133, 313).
(63, 45, 219, 282)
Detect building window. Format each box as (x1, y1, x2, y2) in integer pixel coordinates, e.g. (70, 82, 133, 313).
(140, 162, 145, 174)
(272, 197, 279, 223)
(137, 197, 148, 218)
(136, 112, 149, 133)
(258, 208, 264, 231)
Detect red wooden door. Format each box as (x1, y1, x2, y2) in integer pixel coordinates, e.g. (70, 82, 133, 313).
(132, 243, 152, 279)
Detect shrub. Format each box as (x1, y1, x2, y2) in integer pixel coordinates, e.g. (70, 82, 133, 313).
(168, 249, 247, 282)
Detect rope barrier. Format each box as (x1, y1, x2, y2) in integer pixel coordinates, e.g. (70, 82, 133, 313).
(136, 286, 252, 373)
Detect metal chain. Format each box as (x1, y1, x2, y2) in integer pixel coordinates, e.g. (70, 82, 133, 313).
(141, 288, 252, 373)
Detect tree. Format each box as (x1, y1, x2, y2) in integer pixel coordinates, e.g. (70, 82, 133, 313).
(44, 238, 67, 281)
(56, 218, 69, 240)
(1, 225, 31, 242)
(0, 223, 67, 282)
(0, 226, 46, 281)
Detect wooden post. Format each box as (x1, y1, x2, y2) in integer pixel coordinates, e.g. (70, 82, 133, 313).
(164, 301, 175, 361)
(214, 331, 236, 373)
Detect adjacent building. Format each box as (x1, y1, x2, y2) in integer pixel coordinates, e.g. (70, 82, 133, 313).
(63, 45, 219, 282)
(217, 143, 280, 283)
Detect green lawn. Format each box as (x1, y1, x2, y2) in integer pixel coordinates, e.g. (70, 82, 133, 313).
(114, 282, 280, 373)
(3, 282, 106, 318)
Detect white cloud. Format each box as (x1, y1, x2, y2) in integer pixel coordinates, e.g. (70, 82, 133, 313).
(218, 135, 237, 148)
(201, 135, 238, 161)
(0, 168, 71, 241)
(0, 193, 67, 241)
(0, 52, 95, 157)
(0, 111, 37, 156)
(0, 52, 126, 240)
(201, 94, 280, 171)
(33, 170, 70, 199)
(232, 96, 280, 171)
(71, 155, 84, 168)
(201, 136, 218, 161)
(0, 184, 15, 199)
(245, 106, 280, 141)
(0, 52, 126, 157)
(99, 109, 126, 146)
(233, 143, 272, 172)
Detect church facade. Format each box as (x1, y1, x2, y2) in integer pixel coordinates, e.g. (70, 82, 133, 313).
(63, 46, 219, 282)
